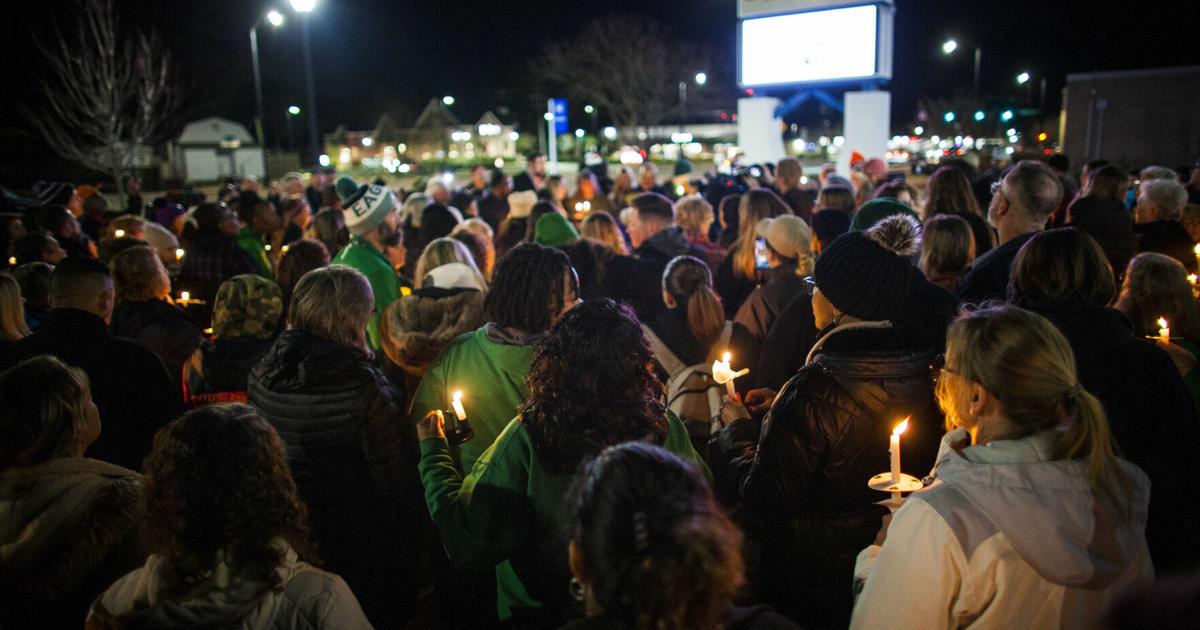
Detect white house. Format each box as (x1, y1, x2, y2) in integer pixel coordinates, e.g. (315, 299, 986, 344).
(171, 117, 266, 182)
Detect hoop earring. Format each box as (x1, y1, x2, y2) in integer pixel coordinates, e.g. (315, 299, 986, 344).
(569, 577, 586, 602)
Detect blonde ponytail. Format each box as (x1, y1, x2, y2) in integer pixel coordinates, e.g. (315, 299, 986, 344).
(1054, 388, 1131, 519)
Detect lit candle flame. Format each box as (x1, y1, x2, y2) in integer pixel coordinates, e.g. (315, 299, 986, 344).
(1158, 317, 1169, 330)
(1194, 244, 1200, 256)
(175, 248, 185, 260)
(114, 229, 126, 238)
(453, 391, 463, 404)
(7, 256, 15, 266)
(1190, 274, 1198, 285)
(893, 418, 910, 436)
(180, 291, 190, 302)
(722, 351, 731, 363)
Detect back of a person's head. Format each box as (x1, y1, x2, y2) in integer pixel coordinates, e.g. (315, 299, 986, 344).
(580, 211, 625, 254)
(484, 243, 570, 333)
(1010, 228, 1115, 307)
(0, 273, 29, 342)
(289, 265, 373, 350)
(926, 166, 981, 219)
(673, 195, 713, 240)
(940, 305, 1127, 512)
(50, 256, 111, 309)
(523, 299, 666, 473)
(733, 188, 789, 279)
(920, 214, 974, 279)
(141, 404, 314, 587)
(1139, 165, 1179, 182)
(1139, 178, 1188, 221)
(10, 262, 53, 311)
(632, 192, 675, 225)
(12, 232, 56, 266)
(36, 205, 71, 236)
(776, 157, 803, 185)
(275, 239, 329, 304)
(1119, 252, 1198, 338)
(525, 201, 563, 241)
(214, 274, 284, 340)
(415, 237, 485, 289)
(815, 186, 855, 213)
(1005, 160, 1064, 221)
(109, 245, 168, 303)
(567, 442, 742, 630)
(0, 356, 90, 469)
(193, 202, 228, 235)
(1085, 165, 1128, 201)
(663, 256, 723, 344)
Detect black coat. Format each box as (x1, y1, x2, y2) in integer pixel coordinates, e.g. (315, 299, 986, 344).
(1023, 299, 1200, 573)
(715, 245, 759, 319)
(109, 299, 203, 394)
(955, 231, 1037, 304)
(1135, 220, 1197, 273)
(247, 330, 426, 628)
(734, 265, 807, 342)
(182, 336, 273, 405)
(603, 227, 708, 322)
(1068, 197, 1136, 279)
(0, 309, 182, 471)
(714, 326, 943, 628)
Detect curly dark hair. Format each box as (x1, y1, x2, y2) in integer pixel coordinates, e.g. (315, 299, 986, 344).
(522, 299, 667, 473)
(140, 403, 317, 592)
(567, 442, 743, 630)
(485, 243, 570, 333)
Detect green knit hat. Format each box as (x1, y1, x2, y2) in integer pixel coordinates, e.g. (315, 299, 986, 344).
(533, 212, 580, 248)
(849, 198, 920, 232)
(213, 274, 283, 339)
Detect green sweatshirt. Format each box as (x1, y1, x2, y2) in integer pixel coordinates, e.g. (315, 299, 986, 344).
(408, 326, 535, 472)
(419, 413, 709, 621)
(236, 226, 272, 278)
(332, 237, 400, 350)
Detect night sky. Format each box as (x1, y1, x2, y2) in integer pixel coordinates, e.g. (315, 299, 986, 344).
(2, 0, 1197, 162)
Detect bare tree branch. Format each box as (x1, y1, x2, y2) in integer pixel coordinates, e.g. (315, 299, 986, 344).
(25, 0, 181, 202)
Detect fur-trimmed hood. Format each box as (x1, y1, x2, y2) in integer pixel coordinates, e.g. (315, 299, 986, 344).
(379, 287, 486, 375)
(0, 458, 142, 607)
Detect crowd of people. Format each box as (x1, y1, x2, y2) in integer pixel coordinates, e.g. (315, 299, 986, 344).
(2, 151, 1200, 629)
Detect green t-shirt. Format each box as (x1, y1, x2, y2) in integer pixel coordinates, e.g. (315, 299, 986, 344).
(408, 327, 535, 473)
(418, 413, 710, 621)
(236, 226, 272, 278)
(332, 237, 400, 350)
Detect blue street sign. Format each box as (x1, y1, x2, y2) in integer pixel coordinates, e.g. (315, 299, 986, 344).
(552, 98, 569, 135)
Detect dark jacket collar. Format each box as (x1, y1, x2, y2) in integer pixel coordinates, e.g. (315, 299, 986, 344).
(44, 308, 108, 336)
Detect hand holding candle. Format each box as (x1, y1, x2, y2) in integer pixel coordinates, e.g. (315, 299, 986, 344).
(712, 352, 749, 398)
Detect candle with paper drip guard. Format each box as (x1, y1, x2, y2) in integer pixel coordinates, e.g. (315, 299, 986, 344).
(712, 352, 749, 398)
(868, 417, 922, 511)
(176, 291, 205, 307)
(1153, 316, 1171, 344)
(1194, 243, 1200, 273)
(444, 390, 474, 446)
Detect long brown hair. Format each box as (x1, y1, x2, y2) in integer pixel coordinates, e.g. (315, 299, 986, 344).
(0, 356, 90, 468)
(1010, 228, 1116, 307)
(663, 256, 724, 345)
(937, 305, 1130, 517)
(1116, 252, 1200, 343)
(919, 214, 974, 280)
(733, 188, 788, 279)
(925, 166, 983, 220)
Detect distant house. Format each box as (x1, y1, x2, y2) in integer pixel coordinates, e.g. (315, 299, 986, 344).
(170, 117, 266, 182)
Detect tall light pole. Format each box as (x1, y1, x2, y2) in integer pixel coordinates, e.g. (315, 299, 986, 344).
(290, 0, 319, 160)
(249, 10, 285, 148)
(942, 39, 982, 96)
(679, 71, 707, 132)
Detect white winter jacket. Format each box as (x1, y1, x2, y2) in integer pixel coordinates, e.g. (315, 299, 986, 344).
(851, 428, 1153, 629)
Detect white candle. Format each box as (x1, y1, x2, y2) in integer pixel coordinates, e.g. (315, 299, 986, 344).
(451, 391, 467, 421)
(1193, 244, 1200, 272)
(712, 351, 749, 398)
(1158, 316, 1170, 343)
(890, 418, 909, 483)
(114, 229, 126, 238)
(175, 248, 185, 261)
(180, 291, 190, 302)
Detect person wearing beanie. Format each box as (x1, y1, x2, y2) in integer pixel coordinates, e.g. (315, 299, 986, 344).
(714, 215, 959, 629)
(495, 189, 537, 260)
(533, 212, 579, 248)
(848, 198, 920, 233)
(811, 208, 851, 255)
(183, 274, 283, 406)
(733, 215, 813, 341)
(35, 181, 82, 217)
(331, 176, 405, 350)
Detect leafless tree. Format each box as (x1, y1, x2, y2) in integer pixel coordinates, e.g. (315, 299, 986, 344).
(27, 0, 179, 203)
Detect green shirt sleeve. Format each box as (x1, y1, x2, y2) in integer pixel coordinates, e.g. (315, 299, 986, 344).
(418, 418, 532, 569)
(663, 411, 713, 482)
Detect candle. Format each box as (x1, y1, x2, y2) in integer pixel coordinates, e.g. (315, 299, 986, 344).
(1194, 243, 1200, 272)
(282, 245, 290, 254)
(1157, 316, 1170, 343)
(451, 391, 467, 421)
(180, 291, 190, 302)
(890, 418, 910, 484)
(712, 351, 749, 398)
(7, 256, 15, 266)
(265, 244, 272, 252)
(175, 248, 185, 261)
(114, 229, 126, 238)
(1190, 274, 1198, 286)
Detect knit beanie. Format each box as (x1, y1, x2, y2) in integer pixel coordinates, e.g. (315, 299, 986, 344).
(507, 190, 537, 219)
(419, 203, 462, 243)
(849, 198, 920, 232)
(213, 274, 283, 340)
(673, 158, 694, 177)
(35, 181, 74, 207)
(154, 201, 187, 229)
(337, 176, 397, 236)
(424, 261, 486, 292)
(814, 218, 921, 321)
(823, 174, 856, 194)
(534, 212, 580, 248)
(760, 215, 811, 259)
(811, 209, 851, 245)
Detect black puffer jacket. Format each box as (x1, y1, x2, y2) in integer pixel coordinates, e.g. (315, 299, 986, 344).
(714, 326, 944, 629)
(247, 329, 425, 628)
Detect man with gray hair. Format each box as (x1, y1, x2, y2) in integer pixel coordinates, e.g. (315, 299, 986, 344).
(956, 160, 1063, 303)
(1139, 165, 1180, 183)
(1134, 177, 1194, 272)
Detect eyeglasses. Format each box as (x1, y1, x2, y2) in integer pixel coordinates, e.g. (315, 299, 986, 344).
(802, 276, 817, 296)
(990, 180, 1004, 196)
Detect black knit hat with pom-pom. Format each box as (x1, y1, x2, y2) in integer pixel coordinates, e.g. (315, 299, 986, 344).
(813, 215, 922, 321)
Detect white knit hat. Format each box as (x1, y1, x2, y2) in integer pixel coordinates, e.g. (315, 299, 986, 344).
(424, 262, 486, 292)
(507, 190, 537, 219)
(342, 183, 397, 236)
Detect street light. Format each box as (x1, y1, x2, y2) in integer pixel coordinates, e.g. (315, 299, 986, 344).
(285, 105, 300, 150)
(583, 104, 594, 114)
(1016, 71, 1031, 85)
(944, 111, 956, 123)
(289, 0, 316, 11)
(913, 126, 924, 135)
(1001, 109, 1014, 122)
(973, 110, 985, 121)
(288, 105, 301, 115)
(442, 96, 455, 106)
(574, 129, 585, 138)
(695, 71, 708, 85)
(942, 38, 982, 95)
(249, 9, 286, 147)
(941, 39, 958, 54)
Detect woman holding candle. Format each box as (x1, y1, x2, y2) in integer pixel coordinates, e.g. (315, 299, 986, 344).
(1116, 253, 1200, 408)
(416, 299, 708, 626)
(713, 216, 956, 628)
(851, 305, 1152, 629)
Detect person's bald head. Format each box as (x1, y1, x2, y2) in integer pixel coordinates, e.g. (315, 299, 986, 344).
(50, 257, 114, 322)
